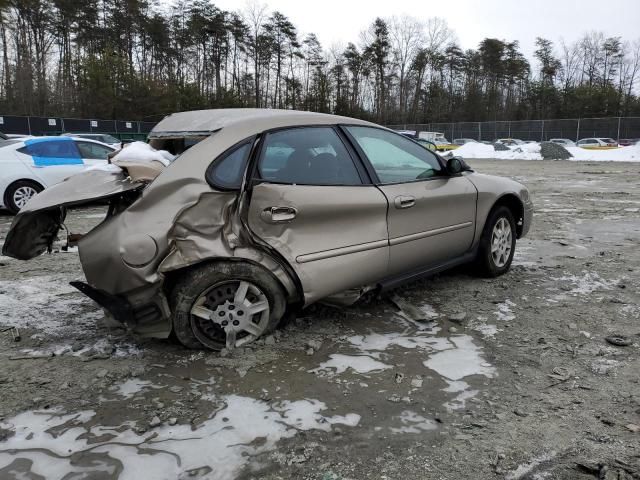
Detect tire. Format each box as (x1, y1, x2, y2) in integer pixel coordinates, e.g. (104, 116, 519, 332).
(475, 206, 516, 277)
(4, 180, 43, 214)
(169, 261, 287, 350)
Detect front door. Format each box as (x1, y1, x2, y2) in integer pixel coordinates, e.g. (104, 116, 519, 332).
(344, 126, 477, 277)
(247, 126, 389, 304)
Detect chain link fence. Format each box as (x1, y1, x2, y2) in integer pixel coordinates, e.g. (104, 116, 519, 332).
(387, 117, 640, 142)
(0, 114, 158, 140)
(3, 113, 640, 143)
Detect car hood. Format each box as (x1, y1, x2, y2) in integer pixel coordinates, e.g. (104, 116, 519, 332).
(2, 167, 144, 260)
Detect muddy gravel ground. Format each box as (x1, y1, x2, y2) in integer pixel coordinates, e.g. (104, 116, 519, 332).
(0, 159, 639, 480)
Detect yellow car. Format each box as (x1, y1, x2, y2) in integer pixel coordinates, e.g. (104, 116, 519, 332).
(433, 138, 459, 152)
(576, 138, 619, 150)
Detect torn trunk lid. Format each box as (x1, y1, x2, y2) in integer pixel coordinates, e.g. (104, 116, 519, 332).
(2, 168, 144, 260)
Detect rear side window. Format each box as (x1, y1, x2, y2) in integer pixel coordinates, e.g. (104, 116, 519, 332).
(257, 127, 362, 186)
(207, 142, 252, 190)
(18, 139, 83, 166)
(75, 141, 114, 159)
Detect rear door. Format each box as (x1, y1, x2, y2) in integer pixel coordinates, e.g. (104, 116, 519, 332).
(247, 126, 389, 305)
(17, 138, 86, 186)
(74, 140, 115, 167)
(344, 126, 477, 277)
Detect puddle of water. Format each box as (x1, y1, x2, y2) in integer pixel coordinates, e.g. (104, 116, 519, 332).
(0, 396, 360, 480)
(314, 327, 497, 413)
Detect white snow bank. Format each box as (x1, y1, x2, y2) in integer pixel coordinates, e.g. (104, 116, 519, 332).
(452, 142, 542, 160)
(112, 141, 175, 165)
(567, 143, 640, 161)
(452, 141, 640, 162)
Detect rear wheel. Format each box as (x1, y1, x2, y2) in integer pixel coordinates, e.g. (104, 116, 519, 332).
(5, 180, 43, 214)
(475, 206, 516, 277)
(170, 261, 286, 350)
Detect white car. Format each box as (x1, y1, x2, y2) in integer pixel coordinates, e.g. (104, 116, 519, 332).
(0, 136, 115, 213)
(61, 133, 122, 150)
(495, 138, 525, 146)
(549, 138, 576, 147)
(576, 138, 618, 149)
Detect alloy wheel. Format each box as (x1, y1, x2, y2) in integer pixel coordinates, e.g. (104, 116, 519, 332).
(190, 280, 270, 350)
(13, 186, 38, 209)
(490, 217, 512, 268)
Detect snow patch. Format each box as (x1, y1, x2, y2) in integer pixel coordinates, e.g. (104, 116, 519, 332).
(113, 141, 175, 165)
(505, 451, 557, 480)
(423, 335, 496, 381)
(494, 299, 516, 322)
(453, 141, 640, 162)
(553, 272, 617, 296)
(111, 378, 163, 399)
(0, 275, 103, 336)
(347, 332, 450, 353)
(390, 410, 437, 433)
(311, 354, 392, 375)
(0, 396, 360, 480)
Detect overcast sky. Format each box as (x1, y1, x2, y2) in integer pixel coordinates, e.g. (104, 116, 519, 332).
(209, 0, 640, 60)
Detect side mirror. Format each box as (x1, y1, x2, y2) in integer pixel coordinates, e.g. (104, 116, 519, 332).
(446, 157, 463, 175)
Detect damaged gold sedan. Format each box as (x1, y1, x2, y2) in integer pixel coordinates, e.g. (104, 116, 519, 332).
(2, 109, 533, 350)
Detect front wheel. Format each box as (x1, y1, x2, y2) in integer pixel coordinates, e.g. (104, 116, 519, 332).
(475, 206, 516, 277)
(170, 261, 287, 350)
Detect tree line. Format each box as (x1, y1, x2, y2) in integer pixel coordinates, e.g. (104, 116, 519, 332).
(1, 0, 639, 125)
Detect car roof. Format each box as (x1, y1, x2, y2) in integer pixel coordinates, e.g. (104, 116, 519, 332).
(149, 108, 376, 139)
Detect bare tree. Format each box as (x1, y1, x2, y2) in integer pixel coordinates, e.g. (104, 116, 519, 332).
(388, 15, 423, 120)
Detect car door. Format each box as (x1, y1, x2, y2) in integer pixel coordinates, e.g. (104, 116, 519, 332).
(74, 140, 114, 167)
(17, 138, 86, 186)
(344, 126, 477, 277)
(246, 126, 389, 305)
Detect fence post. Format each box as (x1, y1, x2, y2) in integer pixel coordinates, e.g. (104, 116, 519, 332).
(616, 117, 621, 141)
(576, 118, 580, 142)
(541, 120, 544, 141)
(508, 121, 511, 138)
(478, 122, 481, 141)
(60, 118, 65, 133)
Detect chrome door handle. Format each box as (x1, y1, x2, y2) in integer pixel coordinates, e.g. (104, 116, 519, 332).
(261, 206, 297, 223)
(394, 196, 416, 209)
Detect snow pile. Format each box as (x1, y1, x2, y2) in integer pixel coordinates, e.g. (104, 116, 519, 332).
(112, 141, 175, 165)
(566, 143, 640, 162)
(451, 141, 640, 162)
(452, 142, 495, 158)
(452, 142, 542, 160)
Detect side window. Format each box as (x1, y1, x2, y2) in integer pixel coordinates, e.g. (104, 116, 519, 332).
(258, 127, 362, 186)
(345, 126, 443, 184)
(75, 141, 113, 159)
(18, 139, 83, 166)
(207, 142, 252, 189)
